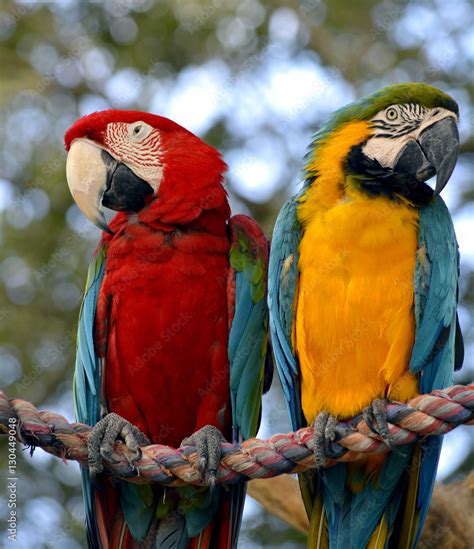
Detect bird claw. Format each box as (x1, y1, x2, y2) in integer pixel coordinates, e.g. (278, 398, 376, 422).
(363, 399, 394, 447)
(181, 425, 226, 485)
(87, 412, 150, 475)
(313, 411, 339, 468)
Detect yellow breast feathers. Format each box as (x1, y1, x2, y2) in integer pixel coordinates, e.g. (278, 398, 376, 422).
(295, 121, 419, 422)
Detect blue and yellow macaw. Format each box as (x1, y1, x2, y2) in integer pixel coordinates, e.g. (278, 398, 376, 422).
(268, 83, 464, 548)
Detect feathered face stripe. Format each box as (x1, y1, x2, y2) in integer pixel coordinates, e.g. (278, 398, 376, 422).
(103, 121, 164, 190)
(361, 105, 457, 172)
(370, 103, 429, 139)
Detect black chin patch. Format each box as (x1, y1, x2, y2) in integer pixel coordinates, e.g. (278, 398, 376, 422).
(102, 162, 154, 213)
(346, 145, 434, 207)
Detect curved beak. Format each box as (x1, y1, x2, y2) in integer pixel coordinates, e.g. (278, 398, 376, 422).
(393, 116, 459, 197)
(418, 116, 459, 195)
(66, 139, 154, 233)
(66, 140, 112, 233)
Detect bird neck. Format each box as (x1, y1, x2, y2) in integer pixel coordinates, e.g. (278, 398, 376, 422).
(297, 120, 371, 225)
(100, 196, 230, 247)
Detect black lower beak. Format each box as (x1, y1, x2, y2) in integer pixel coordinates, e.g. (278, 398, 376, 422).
(393, 116, 459, 197)
(100, 150, 154, 212)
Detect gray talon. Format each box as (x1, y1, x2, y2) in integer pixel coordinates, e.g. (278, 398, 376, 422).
(313, 411, 338, 468)
(87, 413, 150, 474)
(325, 415, 338, 441)
(363, 399, 394, 446)
(181, 425, 226, 485)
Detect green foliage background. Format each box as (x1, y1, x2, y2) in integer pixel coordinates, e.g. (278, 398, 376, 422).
(0, 0, 472, 547)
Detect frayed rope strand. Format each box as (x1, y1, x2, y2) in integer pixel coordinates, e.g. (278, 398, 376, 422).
(0, 384, 472, 487)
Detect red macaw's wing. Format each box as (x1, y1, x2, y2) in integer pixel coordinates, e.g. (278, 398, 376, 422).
(227, 214, 270, 441)
(225, 214, 270, 548)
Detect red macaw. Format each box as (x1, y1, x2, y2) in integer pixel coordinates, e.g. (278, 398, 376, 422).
(64, 110, 270, 548)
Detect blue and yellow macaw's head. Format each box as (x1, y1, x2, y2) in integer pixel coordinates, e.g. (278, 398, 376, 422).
(303, 82, 459, 207)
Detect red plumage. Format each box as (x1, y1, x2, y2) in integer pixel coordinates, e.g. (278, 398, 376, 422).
(67, 111, 251, 547)
(98, 204, 233, 446)
(90, 111, 233, 447)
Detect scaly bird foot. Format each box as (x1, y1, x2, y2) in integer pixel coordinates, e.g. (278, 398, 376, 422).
(363, 399, 394, 447)
(181, 425, 226, 486)
(313, 411, 339, 468)
(87, 412, 150, 475)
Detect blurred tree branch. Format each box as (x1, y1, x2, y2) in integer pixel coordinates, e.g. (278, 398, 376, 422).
(248, 472, 474, 548)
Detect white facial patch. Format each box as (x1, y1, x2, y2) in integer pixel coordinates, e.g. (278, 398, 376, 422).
(129, 161, 164, 190)
(362, 106, 457, 169)
(103, 121, 164, 191)
(362, 134, 409, 168)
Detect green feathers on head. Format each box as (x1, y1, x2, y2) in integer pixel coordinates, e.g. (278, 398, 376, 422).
(302, 82, 459, 182)
(325, 82, 458, 131)
(312, 82, 458, 141)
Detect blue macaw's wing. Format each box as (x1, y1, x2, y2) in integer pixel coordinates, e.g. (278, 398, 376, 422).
(267, 196, 304, 431)
(411, 197, 460, 386)
(405, 196, 462, 547)
(227, 214, 269, 440)
(73, 244, 106, 548)
(227, 214, 269, 548)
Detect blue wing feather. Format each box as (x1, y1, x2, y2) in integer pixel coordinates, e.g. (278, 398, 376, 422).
(268, 196, 303, 430)
(73, 245, 106, 425)
(227, 214, 269, 548)
(73, 245, 106, 547)
(411, 197, 458, 386)
(411, 197, 460, 546)
(228, 215, 269, 442)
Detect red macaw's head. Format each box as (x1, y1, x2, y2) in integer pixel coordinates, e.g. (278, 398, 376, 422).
(64, 110, 229, 233)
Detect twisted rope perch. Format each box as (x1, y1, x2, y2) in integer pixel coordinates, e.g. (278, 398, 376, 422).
(1, 384, 472, 487)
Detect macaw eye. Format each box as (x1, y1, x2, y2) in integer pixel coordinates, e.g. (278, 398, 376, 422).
(386, 108, 398, 121)
(128, 122, 152, 140)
